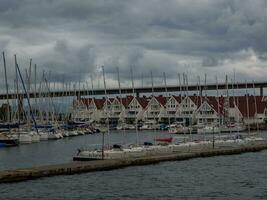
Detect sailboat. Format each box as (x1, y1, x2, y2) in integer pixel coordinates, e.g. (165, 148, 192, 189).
(0, 52, 19, 147)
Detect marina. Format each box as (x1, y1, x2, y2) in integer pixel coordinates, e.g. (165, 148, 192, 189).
(0, 129, 266, 182)
(1, 0, 267, 198)
(1, 136, 267, 183)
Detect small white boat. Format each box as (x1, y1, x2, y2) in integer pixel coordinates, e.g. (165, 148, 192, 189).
(61, 131, 69, 137)
(18, 133, 32, 144)
(116, 123, 135, 130)
(140, 120, 160, 130)
(197, 125, 220, 134)
(220, 123, 246, 133)
(48, 132, 61, 140)
(69, 131, 79, 136)
(168, 123, 191, 134)
(39, 131, 49, 140)
(29, 131, 40, 142)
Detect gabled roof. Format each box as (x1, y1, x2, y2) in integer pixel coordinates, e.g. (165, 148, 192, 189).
(75, 98, 93, 108)
(136, 97, 149, 108)
(171, 95, 182, 104)
(235, 96, 267, 117)
(188, 95, 203, 107)
(206, 96, 224, 114)
(94, 98, 106, 109)
(155, 95, 167, 106)
(117, 96, 134, 108)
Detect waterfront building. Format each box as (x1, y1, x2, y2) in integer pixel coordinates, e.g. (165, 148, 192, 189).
(236, 96, 267, 126)
(160, 95, 181, 123)
(195, 96, 221, 126)
(175, 96, 200, 125)
(72, 95, 267, 128)
(143, 96, 166, 122)
(122, 96, 148, 123)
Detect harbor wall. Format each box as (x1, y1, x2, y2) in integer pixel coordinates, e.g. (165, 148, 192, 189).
(1, 142, 267, 183)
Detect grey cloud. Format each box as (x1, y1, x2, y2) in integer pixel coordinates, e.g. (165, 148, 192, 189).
(1, 0, 267, 87)
(34, 40, 96, 82)
(202, 57, 220, 67)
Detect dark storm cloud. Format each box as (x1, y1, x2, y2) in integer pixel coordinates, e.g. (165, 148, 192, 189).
(1, 0, 267, 87)
(37, 40, 96, 81)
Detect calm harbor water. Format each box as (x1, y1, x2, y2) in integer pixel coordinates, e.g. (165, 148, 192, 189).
(1, 131, 267, 199)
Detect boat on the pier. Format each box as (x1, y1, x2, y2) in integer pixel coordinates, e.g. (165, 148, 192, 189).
(197, 125, 220, 134)
(219, 123, 246, 133)
(73, 142, 177, 161)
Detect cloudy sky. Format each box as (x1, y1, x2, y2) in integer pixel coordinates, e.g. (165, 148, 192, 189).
(1, 0, 267, 89)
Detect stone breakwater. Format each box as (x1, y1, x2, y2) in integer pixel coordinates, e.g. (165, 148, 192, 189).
(1, 141, 267, 183)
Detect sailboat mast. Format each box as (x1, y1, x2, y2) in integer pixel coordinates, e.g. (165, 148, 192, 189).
(216, 76, 220, 126)
(150, 71, 154, 96)
(131, 66, 139, 144)
(150, 71, 156, 132)
(178, 73, 182, 96)
(163, 72, 170, 127)
(116, 67, 126, 142)
(16, 62, 39, 133)
(14, 55, 21, 124)
(34, 64, 37, 118)
(245, 80, 250, 135)
(130, 66, 134, 96)
(2, 52, 10, 129)
(28, 58, 32, 92)
(182, 73, 185, 97)
(90, 74, 94, 96)
(102, 65, 110, 148)
(185, 73, 189, 97)
(198, 76, 202, 106)
(253, 80, 259, 133)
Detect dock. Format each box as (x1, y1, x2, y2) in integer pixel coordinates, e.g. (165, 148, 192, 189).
(1, 141, 267, 183)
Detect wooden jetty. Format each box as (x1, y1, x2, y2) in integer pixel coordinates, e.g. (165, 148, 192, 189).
(1, 141, 267, 183)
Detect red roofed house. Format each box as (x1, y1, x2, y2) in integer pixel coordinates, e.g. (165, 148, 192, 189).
(103, 97, 124, 124)
(160, 95, 181, 123)
(122, 96, 148, 123)
(195, 96, 221, 126)
(143, 95, 166, 122)
(176, 95, 200, 125)
(236, 96, 267, 126)
(86, 98, 105, 122)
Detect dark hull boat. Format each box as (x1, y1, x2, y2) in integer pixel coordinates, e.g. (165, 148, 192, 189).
(0, 138, 19, 147)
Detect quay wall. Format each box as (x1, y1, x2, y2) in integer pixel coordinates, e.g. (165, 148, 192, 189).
(1, 142, 267, 183)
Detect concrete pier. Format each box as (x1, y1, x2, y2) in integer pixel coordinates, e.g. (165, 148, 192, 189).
(1, 141, 267, 183)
